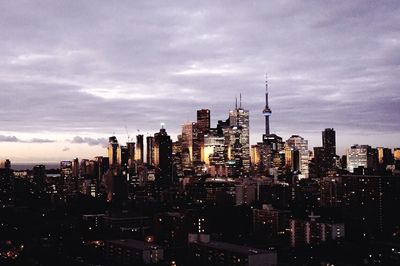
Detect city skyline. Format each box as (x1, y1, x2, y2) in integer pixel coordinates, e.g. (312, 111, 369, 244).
(1, 1, 400, 162)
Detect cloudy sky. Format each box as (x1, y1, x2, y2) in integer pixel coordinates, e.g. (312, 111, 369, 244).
(0, 0, 399, 163)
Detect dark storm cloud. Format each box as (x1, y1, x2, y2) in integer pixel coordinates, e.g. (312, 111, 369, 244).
(0, 0, 399, 149)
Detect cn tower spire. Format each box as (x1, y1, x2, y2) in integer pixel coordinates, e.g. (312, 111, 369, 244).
(262, 73, 272, 135)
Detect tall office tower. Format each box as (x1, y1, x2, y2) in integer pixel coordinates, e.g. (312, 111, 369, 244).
(262, 133, 284, 176)
(322, 128, 336, 168)
(284, 147, 300, 172)
(231, 131, 244, 177)
(108, 136, 120, 175)
(120, 145, 129, 173)
(114, 146, 128, 202)
(135, 134, 144, 163)
(204, 129, 225, 165)
(60, 161, 73, 181)
(262, 73, 272, 135)
(251, 144, 261, 166)
(95, 156, 109, 183)
(107, 136, 128, 203)
(252, 142, 269, 175)
(146, 136, 154, 165)
(229, 94, 250, 175)
(172, 136, 183, 178)
(286, 135, 310, 178)
(313, 147, 327, 176)
(72, 158, 80, 178)
(181, 122, 200, 167)
(153, 125, 173, 187)
(197, 109, 211, 161)
(80, 159, 90, 178)
(346, 144, 378, 173)
(126, 142, 135, 170)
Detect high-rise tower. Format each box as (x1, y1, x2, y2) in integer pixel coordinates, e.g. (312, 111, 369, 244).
(135, 134, 144, 163)
(153, 125, 173, 187)
(229, 95, 250, 175)
(262, 73, 272, 135)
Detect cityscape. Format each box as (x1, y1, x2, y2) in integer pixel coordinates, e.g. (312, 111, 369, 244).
(1, 77, 400, 265)
(1, 1, 400, 266)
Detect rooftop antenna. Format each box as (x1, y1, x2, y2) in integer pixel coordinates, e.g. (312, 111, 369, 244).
(239, 93, 242, 108)
(266, 72, 268, 93)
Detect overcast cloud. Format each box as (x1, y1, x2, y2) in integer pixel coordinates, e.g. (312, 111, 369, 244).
(0, 0, 399, 161)
(0, 135, 55, 143)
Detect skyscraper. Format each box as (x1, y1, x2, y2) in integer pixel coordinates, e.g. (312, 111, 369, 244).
(108, 136, 120, 175)
(146, 136, 154, 166)
(126, 141, 135, 170)
(229, 94, 250, 175)
(181, 122, 200, 167)
(60, 161, 73, 181)
(313, 128, 337, 177)
(286, 135, 310, 178)
(197, 109, 210, 162)
(262, 73, 272, 135)
(135, 134, 144, 163)
(322, 128, 336, 168)
(153, 125, 173, 187)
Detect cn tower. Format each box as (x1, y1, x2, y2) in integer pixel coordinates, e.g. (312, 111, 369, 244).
(262, 73, 272, 135)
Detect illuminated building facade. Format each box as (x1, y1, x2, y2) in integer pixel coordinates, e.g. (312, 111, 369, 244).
(395, 148, 400, 170)
(228, 96, 250, 176)
(108, 136, 120, 175)
(146, 136, 154, 165)
(376, 147, 393, 169)
(261, 134, 284, 176)
(346, 144, 377, 173)
(60, 161, 72, 180)
(153, 126, 173, 187)
(197, 109, 210, 161)
(285, 135, 309, 178)
(126, 142, 135, 170)
(135, 134, 144, 163)
(181, 122, 200, 167)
